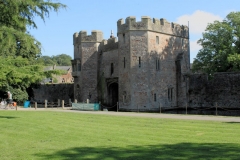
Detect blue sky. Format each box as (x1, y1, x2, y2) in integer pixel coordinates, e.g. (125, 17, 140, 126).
(29, 0, 240, 62)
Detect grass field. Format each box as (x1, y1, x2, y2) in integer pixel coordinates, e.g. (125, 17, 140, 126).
(0, 111, 240, 160)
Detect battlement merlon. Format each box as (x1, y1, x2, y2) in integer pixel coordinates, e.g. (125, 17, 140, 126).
(100, 37, 118, 52)
(73, 32, 79, 45)
(117, 16, 189, 38)
(73, 30, 103, 45)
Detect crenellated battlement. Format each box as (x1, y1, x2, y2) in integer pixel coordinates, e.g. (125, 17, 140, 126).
(73, 30, 103, 45)
(100, 37, 118, 52)
(73, 32, 79, 45)
(117, 16, 189, 38)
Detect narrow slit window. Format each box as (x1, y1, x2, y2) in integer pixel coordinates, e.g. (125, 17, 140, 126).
(77, 61, 81, 71)
(156, 36, 159, 44)
(124, 57, 126, 68)
(123, 91, 127, 103)
(154, 93, 157, 102)
(123, 95, 126, 103)
(139, 57, 141, 68)
(156, 58, 160, 71)
(123, 33, 125, 43)
(168, 88, 170, 101)
(168, 88, 173, 101)
(111, 63, 114, 75)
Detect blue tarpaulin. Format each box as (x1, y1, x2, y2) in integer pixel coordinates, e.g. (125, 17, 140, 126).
(72, 103, 99, 111)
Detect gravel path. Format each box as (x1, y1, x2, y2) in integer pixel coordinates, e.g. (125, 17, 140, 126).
(5, 107, 240, 122)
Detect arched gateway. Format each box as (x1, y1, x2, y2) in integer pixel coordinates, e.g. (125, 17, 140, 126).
(108, 82, 118, 107)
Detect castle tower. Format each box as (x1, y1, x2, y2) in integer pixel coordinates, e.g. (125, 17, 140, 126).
(72, 16, 190, 111)
(117, 16, 190, 111)
(72, 30, 103, 102)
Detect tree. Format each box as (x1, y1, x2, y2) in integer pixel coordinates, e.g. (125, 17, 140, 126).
(0, 0, 66, 59)
(52, 54, 72, 66)
(192, 12, 240, 76)
(37, 55, 55, 66)
(0, 0, 66, 102)
(37, 54, 72, 66)
(0, 56, 62, 102)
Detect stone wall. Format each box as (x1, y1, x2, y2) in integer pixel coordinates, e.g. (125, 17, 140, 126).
(32, 84, 74, 103)
(73, 31, 103, 103)
(98, 48, 119, 105)
(118, 31, 131, 109)
(189, 72, 240, 108)
(80, 42, 99, 102)
(118, 28, 189, 110)
(130, 31, 149, 110)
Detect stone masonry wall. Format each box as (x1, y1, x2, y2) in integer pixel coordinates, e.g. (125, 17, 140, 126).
(117, 16, 190, 111)
(148, 32, 178, 109)
(80, 42, 99, 103)
(32, 84, 74, 103)
(189, 72, 240, 108)
(98, 49, 119, 104)
(118, 31, 131, 110)
(73, 30, 103, 103)
(130, 31, 149, 110)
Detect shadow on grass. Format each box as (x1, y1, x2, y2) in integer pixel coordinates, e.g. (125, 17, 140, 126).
(225, 122, 240, 124)
(36, 143, 240, 160)
(0, 116, 19, 119)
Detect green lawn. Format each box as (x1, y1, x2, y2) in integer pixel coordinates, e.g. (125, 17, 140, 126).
(0, 111, 240, 160)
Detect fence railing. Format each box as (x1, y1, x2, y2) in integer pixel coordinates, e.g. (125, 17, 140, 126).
(2, 100, 240, 116)
(26, 99, 73, 110)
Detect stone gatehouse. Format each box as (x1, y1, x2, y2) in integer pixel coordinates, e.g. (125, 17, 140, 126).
(72, 16, 190, 111)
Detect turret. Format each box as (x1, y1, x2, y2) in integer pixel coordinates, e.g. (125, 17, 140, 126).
(78, 30, 103, 43)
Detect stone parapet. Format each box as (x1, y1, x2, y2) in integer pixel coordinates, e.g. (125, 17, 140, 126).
(100, 37, 118, 52)
(117, 16, 189, 38)
(73, 30, 103, 45)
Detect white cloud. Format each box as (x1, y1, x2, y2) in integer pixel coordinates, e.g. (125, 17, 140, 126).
(190, 40, 202, 63)
(190, 40, 202, 52)
(176, 10, 223, 35)
(176, 10, 223, 62)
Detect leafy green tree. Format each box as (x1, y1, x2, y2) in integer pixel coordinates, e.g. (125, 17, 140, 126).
(37, 55, 55, 66)
(0, 26, 41, 59)
(52, 54, 72, 66)
(0, 56, 62, 102)
(0, 0, 66, 59)
(37, 54, 72, 66)
(192, 12, 240, 76)
(0, 0, 66, 102)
